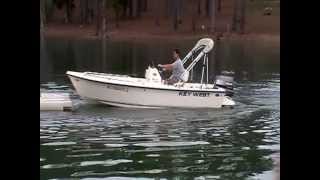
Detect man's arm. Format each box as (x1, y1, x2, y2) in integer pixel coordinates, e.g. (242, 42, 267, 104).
(158, 63, 173, 71)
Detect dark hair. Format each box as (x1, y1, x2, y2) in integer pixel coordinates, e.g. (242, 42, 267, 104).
(173, 49, 180, 56)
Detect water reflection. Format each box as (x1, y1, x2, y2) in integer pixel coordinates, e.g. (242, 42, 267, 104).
(40, 38, 279, 83)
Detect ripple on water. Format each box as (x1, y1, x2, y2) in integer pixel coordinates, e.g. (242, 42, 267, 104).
(79, 159, 133, 167)
(41, 163, 73, 169)
(100, 135, 122, 138)
(40, 136, 51, 139)
(67, 153, 103, 158)
(72, 169, 167, 177)
(168, 135, 181, 138)
(253, 129, 274, 133)
(104, 144, 128, 148)
(257, 144, 280, 151)
(85, 137, 124, 141)
(242, 147, 251, 150)
(239, 131, 248, 135)
(129, 134, 158, 138)
(133, 141, 209, 147)
(82, 178, 155, 180)
(146, 154, 160, 157)
(48, 136, 67, 140)
(195, 159, 205, 164)
(42, 141, 76, 146)
(195, 176, 220, 180)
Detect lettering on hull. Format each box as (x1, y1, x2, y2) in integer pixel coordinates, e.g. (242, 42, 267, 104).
(105, 84, 128, 92)
(178, 91, 211, 97)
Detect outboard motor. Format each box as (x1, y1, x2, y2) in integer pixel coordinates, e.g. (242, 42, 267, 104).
(215, 71, 235, 96)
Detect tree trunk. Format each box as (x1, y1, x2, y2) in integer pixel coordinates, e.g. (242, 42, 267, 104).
(101, 0, 107, 72)
(197, 0, 201, 15)
(40, 0, 45, 33)
(239, 0, 246, 34)
(132, 0, 138, 18)
(137, 0, 142, 17)
(128, 0, 132, 17)
(209, 0, 216, 33)
(80, 0, 84, 24)
(217, 0, 221, 12)
(166, 0, 171, 18)
(192, 0, 198, 32)
(155, 0, 160, 26)
(232, 0, 238, 32)
(101, 0, 107, 39)
(142, 0, 147, 12)
(65, 0, 72, 23)
(80, 0, 89, 24)
(88, 0, 94, 24)
(232, 0, 246, 33)
(121, 0, 128, 19)
(173, 0, 179, 31)
(40, 0, 46, 26)
(177, 0, 182, 24)
(40, 0, 50, 83)
(96, 0, 101, 36)
(206, 0, 210, 17)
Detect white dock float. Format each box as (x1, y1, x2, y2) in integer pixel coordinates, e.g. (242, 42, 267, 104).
(40, 93, 73, 111)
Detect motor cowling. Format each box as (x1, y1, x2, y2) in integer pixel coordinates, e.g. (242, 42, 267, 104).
(215, 71, 235, 96)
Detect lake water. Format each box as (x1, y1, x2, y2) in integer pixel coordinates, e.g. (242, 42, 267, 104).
(40, 37, 280, 180)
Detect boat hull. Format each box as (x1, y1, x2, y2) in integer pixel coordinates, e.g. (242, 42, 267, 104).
(68, 74, 234, 108)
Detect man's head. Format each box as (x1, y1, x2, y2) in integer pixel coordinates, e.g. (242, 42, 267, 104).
(173, 49, 180, 60)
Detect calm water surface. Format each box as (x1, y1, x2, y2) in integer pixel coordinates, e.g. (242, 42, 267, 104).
(40, 38, 280, 180)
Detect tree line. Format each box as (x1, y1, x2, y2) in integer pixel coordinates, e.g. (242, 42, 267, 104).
(40, 0, 246, 38)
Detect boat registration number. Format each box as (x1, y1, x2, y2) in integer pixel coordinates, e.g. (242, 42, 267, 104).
(105, 84, 128, 92)
(178, 91, 210, 97)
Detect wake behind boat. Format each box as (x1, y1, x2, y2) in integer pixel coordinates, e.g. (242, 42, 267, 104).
(67, 38, 235, 108)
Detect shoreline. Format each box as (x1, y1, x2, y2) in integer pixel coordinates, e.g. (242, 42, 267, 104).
(43, 24, 279, 43)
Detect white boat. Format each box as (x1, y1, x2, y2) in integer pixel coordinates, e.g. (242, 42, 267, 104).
(67, 38, 235, 108)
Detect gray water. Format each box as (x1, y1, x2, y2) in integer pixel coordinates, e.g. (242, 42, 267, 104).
(40, 38, 280, 180)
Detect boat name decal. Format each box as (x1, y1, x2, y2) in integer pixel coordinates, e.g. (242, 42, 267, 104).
(178, 91, 210, 97)
(106, 84, 128, 92)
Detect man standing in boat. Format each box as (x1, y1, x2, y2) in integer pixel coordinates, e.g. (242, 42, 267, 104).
(158, 49, 186, 84)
